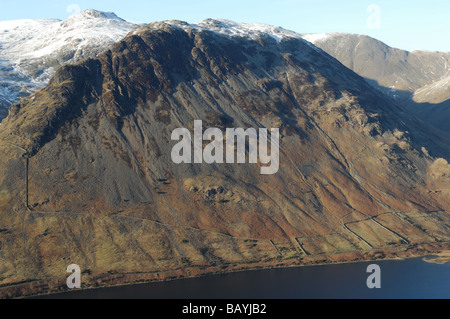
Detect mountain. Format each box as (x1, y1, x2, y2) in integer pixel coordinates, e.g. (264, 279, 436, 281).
(0, 9, 140, 119)
(0, 19, 449, 297)
(409, 75, 450, 131)
(301, 33, 450, 132)
(413, 74, 450, 104)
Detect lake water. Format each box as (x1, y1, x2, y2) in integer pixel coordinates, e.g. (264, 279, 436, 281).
(39, 257, 450, 299)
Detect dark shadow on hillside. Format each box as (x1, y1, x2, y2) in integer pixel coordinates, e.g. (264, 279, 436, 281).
(364, 77, 450, 160)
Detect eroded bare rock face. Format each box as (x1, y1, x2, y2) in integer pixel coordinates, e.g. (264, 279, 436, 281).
(0, 21, 449, 295)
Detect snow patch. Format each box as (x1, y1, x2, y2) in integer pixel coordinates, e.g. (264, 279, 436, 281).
(301, 33, 331, 44)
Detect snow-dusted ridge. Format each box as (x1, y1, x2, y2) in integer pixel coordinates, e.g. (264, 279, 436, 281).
(0, 9, 140, 119)
(2, 14, 334, 120)
(141, 18, 319, 46)
(0, 9, 139, 73)
(1, 13, 334, 120)
(176, 18, 304, 42)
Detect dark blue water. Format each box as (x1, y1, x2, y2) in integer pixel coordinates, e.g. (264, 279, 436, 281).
(40, 257, 450, 299)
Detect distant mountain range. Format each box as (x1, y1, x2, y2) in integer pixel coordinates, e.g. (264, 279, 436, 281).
(302, 33, 450, 132)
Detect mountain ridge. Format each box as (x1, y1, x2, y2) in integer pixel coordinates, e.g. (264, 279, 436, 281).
(2, 11, 450, 132)
(301, 32, 450, 132)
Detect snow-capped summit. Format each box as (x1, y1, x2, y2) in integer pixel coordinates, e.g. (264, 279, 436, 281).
(60, 9, 128, 28)
(0, 10, 140, 119)
(71, 9, 124, 21)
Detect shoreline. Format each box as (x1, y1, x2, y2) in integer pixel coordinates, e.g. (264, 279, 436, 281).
(422, 250, 450, 265)
(34, 257, 410, 299)
(5, 243, 445, 299)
